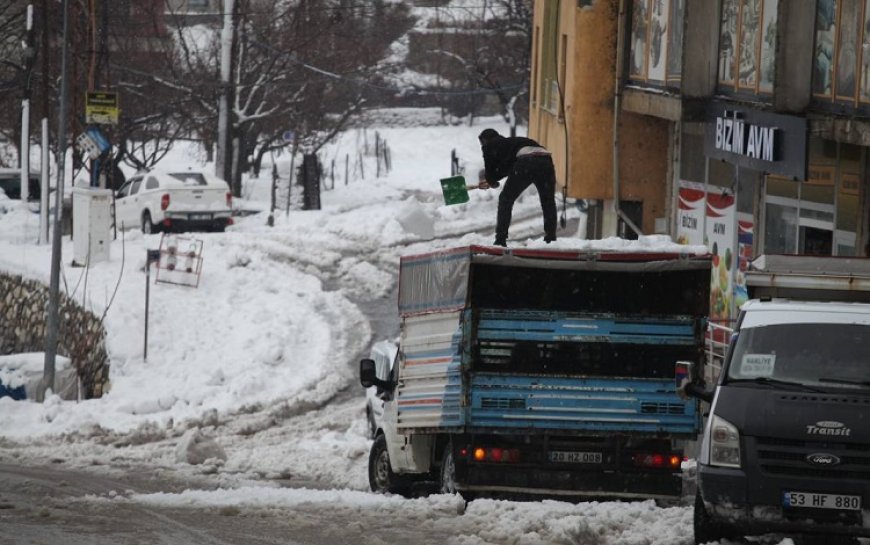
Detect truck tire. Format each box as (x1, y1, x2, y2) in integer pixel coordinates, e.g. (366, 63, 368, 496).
(439, 443, 459, 494)
(368, 434, 409, 496)
(693, 492, 733, 544)
(142, 211, 159, 234)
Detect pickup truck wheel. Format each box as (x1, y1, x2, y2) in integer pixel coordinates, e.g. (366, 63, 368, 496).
(142, 211, 158, 234)
(368, 434, 409, 495)
(693, 492, 733, 544)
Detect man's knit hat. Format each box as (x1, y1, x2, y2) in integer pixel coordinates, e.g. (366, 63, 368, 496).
(478, 128, 501, 142)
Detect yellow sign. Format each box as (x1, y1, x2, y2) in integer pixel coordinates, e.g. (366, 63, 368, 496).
(806, 165, 835, 186)
(841, 173, 861, 196)
(85, 91, 119, 125)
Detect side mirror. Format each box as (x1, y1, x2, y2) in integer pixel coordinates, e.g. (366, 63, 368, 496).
(675, 360, 714, 403)
(360, 358, 377, 388)
(674, 361, 695, 392)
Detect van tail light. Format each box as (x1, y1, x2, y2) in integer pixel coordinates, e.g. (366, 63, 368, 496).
(161, 193, 170, 210)
(227, 217, 234, 226)
(469, 446, 521, 463)
(633, 453, 682, 469)
(226, 191, 232, 208)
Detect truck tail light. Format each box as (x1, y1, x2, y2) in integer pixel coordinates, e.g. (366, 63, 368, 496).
(226, 191, 232, 208)
(161, 193, 170, 210)
(633, 453, 682, 469)
(470, 446, 520, 463)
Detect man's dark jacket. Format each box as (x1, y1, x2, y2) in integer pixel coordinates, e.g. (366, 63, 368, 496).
(481, 136, 543, 188)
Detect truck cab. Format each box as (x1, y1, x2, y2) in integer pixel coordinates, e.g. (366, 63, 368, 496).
(687, 255, 870, 543)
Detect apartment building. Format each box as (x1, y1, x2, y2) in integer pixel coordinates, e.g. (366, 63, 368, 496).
(530, 0, 870, 324)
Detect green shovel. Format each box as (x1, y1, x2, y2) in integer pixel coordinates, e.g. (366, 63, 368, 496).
(440, 176, 480, 206)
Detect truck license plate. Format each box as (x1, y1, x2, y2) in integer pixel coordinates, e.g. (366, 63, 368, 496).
(191, 213, 211, 220)
(783, 491, 862, 511)
(548, 451, 602, 464)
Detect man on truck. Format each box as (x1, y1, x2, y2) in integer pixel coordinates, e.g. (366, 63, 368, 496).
(477, 129, 557, 247)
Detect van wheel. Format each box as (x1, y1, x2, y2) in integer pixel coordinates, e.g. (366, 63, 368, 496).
(368, 434, 409, 496)
(693, 492, 734, 544)
(142, 211, 158, 234)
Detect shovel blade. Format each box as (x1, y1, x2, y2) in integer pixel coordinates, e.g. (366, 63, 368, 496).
(440, 175, 469, 205)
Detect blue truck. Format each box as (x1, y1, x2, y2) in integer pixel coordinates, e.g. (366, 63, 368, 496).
(360, 245, 711, 499)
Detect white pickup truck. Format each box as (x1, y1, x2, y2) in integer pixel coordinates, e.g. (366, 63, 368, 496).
(115, 170, 233, 233)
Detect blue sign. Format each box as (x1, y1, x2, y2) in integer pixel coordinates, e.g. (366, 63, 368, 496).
(86, 127, 111, 154)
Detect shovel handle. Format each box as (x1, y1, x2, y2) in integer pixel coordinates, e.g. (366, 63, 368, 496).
(466, 184, 480, 190)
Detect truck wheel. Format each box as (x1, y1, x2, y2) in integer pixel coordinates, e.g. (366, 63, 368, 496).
(693, 492, 733, 544)
(142, 211, 158, 234)
(368, 434, 409, 495)
(439, 444, 458, 494)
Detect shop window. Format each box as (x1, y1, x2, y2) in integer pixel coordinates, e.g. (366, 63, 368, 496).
(762, 139, 861, 257)
(629, 0, 684, 88)
(718, 0, 777, 94)
(812, 0, 870, 107)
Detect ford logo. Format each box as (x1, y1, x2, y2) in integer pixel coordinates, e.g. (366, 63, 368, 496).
(815, 421, 845, 429)
(806, 453, 841, 466)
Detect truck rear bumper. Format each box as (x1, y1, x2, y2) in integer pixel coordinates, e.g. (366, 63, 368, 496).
(458, 464, 682, 500)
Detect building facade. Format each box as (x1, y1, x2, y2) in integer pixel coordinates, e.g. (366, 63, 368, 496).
(530, 0, 870, 326)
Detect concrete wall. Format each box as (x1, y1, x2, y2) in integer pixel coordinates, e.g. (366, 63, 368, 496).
(681, 0, 721, 99)
(774, 0, 816, 113)
(0, 272, 110, 398)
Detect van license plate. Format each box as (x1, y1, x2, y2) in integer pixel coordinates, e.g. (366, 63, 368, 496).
(548, 451, 602, 464)
(191, 213, 211, 220)
(783, 491, 862, 511)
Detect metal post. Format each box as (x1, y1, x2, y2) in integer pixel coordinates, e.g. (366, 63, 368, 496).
(144, 256, 150, 362)
(20, 4, 34, 205)
(41, 0, 71, 402)
(39, 118, 49, 244)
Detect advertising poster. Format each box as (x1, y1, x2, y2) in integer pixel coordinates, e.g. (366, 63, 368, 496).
(676, 181, 706, 246)
(647, 0, 669, 82)
(630, 0, 649, 78)
(734, 213, 755, 311)
(706, 192, 736, 325)
(758, 0, 777, 92)
(738, 0, 760, 89)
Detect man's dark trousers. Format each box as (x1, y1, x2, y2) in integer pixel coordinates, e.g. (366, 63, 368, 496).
(495, 155, 557, 244)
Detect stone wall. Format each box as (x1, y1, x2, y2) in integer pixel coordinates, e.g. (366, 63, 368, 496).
(0, 272, 109, 398)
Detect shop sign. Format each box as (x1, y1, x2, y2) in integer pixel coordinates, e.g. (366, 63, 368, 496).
(714, 114, 777, 162)
(705, 102, 807, 180)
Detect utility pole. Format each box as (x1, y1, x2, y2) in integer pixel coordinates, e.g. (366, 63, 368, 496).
(216, 0, 237, 187)
(20, 4, 35, 205)
(41, 0, 72, 402)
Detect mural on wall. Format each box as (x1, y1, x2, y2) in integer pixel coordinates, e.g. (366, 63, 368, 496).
(719, 0, 739, 84)
(647, 0, 669, 82)
(758, 0, 777, 92)
(837, 0, 862, 98)
(862, 0, 870, 100)
(738, 0, 760, 88)
(676, 181, 706, 246)
(705, 192, 736, 325)
(630, 0, 649, 78)
(735, 214, 755, 310)
(667, 0, 684, 81)
(813, 0, 837, 96)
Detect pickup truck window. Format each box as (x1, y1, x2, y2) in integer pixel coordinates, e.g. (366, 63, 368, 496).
(726, 323, 870, 390)
(169, 173, 207, 185)
(145, 177, 159, 190)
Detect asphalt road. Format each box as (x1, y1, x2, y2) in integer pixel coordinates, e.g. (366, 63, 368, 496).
(0, 464, 452, 545)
